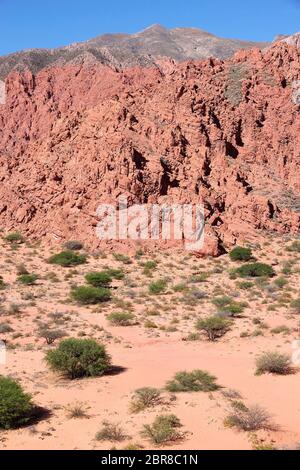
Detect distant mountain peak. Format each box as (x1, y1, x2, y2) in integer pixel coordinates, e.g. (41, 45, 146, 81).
(0, 25, 283, 80)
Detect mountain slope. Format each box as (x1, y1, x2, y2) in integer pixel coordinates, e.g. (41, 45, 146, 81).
(0, 39, 299, 254)
(0, 25, 269, 80)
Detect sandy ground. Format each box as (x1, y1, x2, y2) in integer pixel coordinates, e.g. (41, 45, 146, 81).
(0, 235, 299, 450)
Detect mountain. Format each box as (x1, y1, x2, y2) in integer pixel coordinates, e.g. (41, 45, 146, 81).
(0, 34, 299, 254)
(0, 25, 269, 80)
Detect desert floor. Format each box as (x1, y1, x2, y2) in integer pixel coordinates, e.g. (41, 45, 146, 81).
(0, 235, 299, 450)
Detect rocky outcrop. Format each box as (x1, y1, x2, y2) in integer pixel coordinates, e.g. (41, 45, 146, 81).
(0, 41, 299, 254)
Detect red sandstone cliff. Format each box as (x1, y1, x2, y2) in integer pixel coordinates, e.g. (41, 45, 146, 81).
(0, 42, 299, 254)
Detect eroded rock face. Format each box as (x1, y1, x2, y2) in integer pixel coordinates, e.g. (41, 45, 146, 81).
(0, 42, 299, 254)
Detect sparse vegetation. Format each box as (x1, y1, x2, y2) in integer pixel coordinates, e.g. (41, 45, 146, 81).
(63, 241, 84, 251)
(142, 414, 182, 445)
(105, 268, 125, 280)
(18, 273, 38, 285)
(38, 327, 66, 345)
(48, 250, 87, 267)
(196, 315, 231, 341)
(149, 279, 168, 295)
(107, 311, 135, 326)
(224, 404, 273, 431)
(85, 271, 112, 288)
(4, 232, 24, 244)
(255, 351, 292, 375)
(235, 262, 275, 278)
(96, 421, 128, 442)
(166, 370, 220, 392)
(291, 298, 300, 314)
(66, 402, 90, 419)
(130, 387, 162, 413)
(45, 338, 111, 379)
(229, 246, 252, 262)
(71, 286, 111, 304)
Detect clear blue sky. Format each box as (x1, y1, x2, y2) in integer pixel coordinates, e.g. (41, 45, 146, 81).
(0, 0, 300, 55)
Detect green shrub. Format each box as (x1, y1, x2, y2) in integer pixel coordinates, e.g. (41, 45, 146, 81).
(130, 387, 162, 413)
(274, 277, 288, 288)
(105, 268, 125, 280)
(237, 281, 254, 290)
(113, 253, 132, 264)
(0, 376, 32, 429)
(48, 251, 86, 267)
(235, 263, 275, 278)
(196, 315, 231, 341)
(229, 246, 252, 262)
(18, 274, 38, 285)
(63, 241, 84, 251)
(142, 260, 157, 270)
(85, 272, 112, 288)
(255, 351, 292, 375)
(107, 311, 135, 326)
(4, 232, 24, 244)
(71, 286, 111, 304)
(149, 279, 168, 295)
(211, 296, 233, 308)
(45, 338, 111, 379)
(166, 370, 219, 392)
(142, 414, 182, 445)
(291, 298, 300, 314)
(212, 296, 245, 316)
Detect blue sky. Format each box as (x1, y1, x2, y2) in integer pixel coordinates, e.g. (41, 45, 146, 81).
(0, 0, 300, 55)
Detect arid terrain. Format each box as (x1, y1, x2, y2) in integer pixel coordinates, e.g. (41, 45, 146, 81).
(0, 234, 299, 450)
(0, 24, 299, 451)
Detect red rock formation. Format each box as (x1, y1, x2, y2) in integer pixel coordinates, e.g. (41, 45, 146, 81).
(0, 42, 299, 255)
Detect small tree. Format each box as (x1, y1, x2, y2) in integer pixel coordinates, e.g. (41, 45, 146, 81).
(235, 263, 275, 278)
(196, 315, 231, 341)
(229, 246, 252, 262)
(255, 351, 292, 375)
(71, 286, 111, 304)
(85, 272, 112, 288)
(0, 376, 32, 429)
(48, 251, 86, 267)
(45, 338, 111, 379)
(38, 327, 66, 345)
